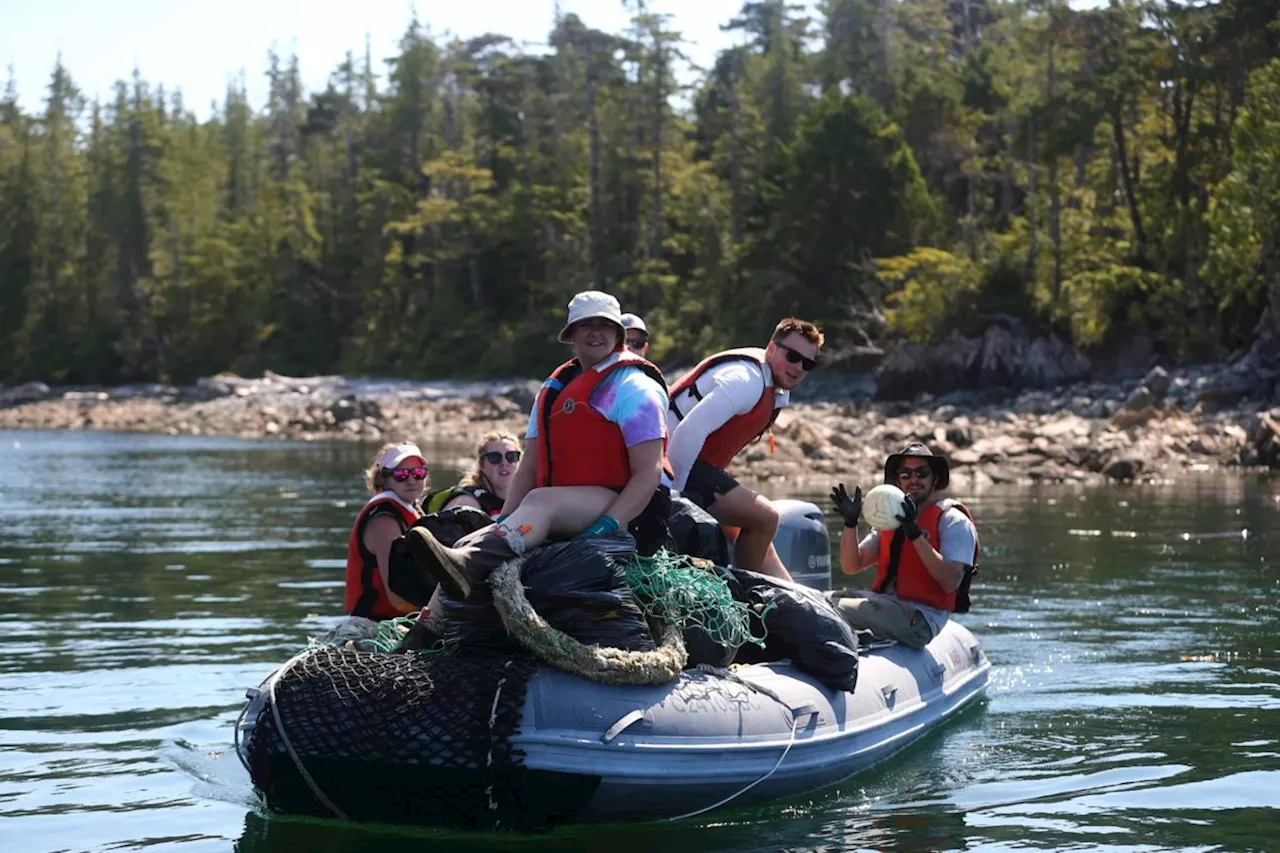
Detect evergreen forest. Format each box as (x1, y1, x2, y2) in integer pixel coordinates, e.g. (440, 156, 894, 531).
(2, 0, 1279, 384)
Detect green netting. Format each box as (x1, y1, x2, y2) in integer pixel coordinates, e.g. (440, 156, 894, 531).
(625, 549, 770, 650)
(307, 614, 447, 655)
(305, 548, 763, 660)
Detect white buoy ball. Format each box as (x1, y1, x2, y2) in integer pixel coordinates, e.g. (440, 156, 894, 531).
(862, 484, 906, 530)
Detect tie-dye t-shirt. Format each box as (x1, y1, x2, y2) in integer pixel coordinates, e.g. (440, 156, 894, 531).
(526, 364, 669, 447)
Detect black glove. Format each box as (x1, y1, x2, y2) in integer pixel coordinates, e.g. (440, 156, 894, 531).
(829, 483, 862, 528)
(897, 493, 923, 541)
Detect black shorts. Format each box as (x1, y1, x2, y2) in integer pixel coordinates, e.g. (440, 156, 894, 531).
(680, 459, 740, 511)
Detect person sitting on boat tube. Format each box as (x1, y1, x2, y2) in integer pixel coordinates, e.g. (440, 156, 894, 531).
(424, 431, 521, 517)
(344, 442, 428, 620)
(827, 443, 979, 649)
(621, 312, 651, 359)
(664, 317, 823, 581)
(404, 290, 672, 605)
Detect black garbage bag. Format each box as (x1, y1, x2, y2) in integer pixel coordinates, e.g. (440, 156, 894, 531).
(442, 531, 655, 653)
(682, 625, 737, 668)
(414, 505, 493, 544)
(671, 563, 743, 668)
(666, 493, 731, 566)
(386, 507, 493, 608)
(727, 569, 860, 694)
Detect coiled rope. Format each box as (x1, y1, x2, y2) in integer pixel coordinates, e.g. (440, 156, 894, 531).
(489, 554, 688, 684)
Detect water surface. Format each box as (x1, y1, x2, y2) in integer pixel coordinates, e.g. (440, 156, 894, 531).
(1, 430, 1277, 852)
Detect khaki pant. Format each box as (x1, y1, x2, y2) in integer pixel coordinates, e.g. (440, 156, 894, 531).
(829, 591, 937, 649)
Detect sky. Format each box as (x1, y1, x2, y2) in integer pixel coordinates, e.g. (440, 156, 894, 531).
(2, 0, 1107, 120)
(1, 0, 809, 119)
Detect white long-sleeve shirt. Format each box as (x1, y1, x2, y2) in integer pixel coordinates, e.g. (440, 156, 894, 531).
(664, 358, 790, 490)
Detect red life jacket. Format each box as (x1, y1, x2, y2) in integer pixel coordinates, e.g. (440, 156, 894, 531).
(873, 498, 980, 613)
(535, 350, 669, 489)
(668, 347, 778, 470)
(344, 492, 422, 620)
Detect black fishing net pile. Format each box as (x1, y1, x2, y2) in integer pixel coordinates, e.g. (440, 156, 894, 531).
(239, 646, 598, 831)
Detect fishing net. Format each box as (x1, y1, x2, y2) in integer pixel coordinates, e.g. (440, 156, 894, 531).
(239, 646, 598, 831)
(239, 548, 786, 830)
(306, 612, 446, 655)
(624, 548, 770, 651)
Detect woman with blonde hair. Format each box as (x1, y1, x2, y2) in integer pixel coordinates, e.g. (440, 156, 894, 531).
(425, 431, 522, 517)
(344, 441, 429, 619)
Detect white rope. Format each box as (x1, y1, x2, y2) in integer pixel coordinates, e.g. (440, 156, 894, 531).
(658, 712, 802, 822)
(689, 662, 788, 708)
(264, 648, 350, 822)
(484, 660, 511, 822)
(232, 687, 255, 777)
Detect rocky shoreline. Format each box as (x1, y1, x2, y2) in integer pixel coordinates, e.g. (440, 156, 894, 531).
(1, 359, 1277, 489)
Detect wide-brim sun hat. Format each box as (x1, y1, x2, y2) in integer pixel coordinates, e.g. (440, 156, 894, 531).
(883, 442, 950, 490)
(558, 290, 625, 343)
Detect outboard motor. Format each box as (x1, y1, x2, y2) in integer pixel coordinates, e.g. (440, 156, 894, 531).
(668, 491, 832, 589)
(771, 499, 832, 591)
(725, 499, 832, 590)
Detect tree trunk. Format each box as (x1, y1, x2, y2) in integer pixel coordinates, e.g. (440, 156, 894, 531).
(1111, 104, 1147, 262)
(586, 53, 604, 289)
(650, 21, 664, 266)
(1172, 78, 1196, 209)
(964, 178, 978, 260)
(1210, 84, 1223, 161)
(1049, 40, 1062, 299)
(877, 0, 894, 108)
(728, 63, 743, 245)
(1026, 114, 1038, 282)
(468, 253, 482, 305)
(1102, 148, 1116, 218)
(443, 93, 456, 153)
(626, 79, 640, 259)
(1000, 118, 1015, 223)
(1129, 98, 1141, 189)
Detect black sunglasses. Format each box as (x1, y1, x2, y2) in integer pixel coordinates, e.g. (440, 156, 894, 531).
(776, 342, 817, 371)
(625, 338, 648, 351)
(898, 466, 933, 480)
(481, 450, 522, 465)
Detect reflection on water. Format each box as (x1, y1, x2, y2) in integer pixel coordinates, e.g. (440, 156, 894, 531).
(1, 429, 1277, 852)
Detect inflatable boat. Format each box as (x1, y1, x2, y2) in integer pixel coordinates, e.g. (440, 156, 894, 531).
(506, 618, 988, 822)
(235, 500, 990, 830)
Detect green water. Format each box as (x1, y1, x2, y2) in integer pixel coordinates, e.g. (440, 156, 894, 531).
(1, 429, 1278, 852)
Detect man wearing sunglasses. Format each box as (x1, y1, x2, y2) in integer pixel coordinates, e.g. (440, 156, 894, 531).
(621, 313, 650, 358)
(665, 317, 823, 579)
(827, 443, 980, 649)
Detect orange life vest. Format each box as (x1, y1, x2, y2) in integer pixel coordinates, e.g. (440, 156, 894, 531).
(344, 492, 422, 620)
(668, 347, 778, 469)
(874, 499, 979, 613)
(535, 350, 669, 489)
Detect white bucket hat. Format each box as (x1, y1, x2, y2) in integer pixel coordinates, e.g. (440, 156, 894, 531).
(377, 442, 425, 470)
(620, 313, 649, 336)
(558, 290, 624, 343)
